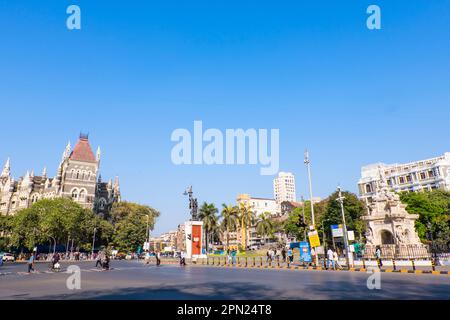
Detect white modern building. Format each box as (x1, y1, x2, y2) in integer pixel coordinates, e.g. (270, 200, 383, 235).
(236, 194, 278, 217)
(273, 172, 297, 204)
(358, 152, 450, 202)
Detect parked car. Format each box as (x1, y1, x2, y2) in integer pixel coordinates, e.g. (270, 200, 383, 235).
(1, 253, 16, 262)
(115, 252, 126, 260)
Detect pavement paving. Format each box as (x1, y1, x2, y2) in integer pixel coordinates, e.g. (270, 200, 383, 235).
(0, 260, 449, 300)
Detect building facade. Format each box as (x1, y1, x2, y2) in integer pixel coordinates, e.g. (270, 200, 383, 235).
(358, 152, 450, 202)
(273, 172, 297, 204)
(0, 134, 120, 217)
(236, 194, 278, 247)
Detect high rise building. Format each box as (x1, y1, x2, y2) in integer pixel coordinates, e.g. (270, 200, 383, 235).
(273, 172, 297, 204)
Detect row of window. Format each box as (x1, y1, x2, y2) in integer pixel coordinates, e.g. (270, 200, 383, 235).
(69, 170, 95, 181)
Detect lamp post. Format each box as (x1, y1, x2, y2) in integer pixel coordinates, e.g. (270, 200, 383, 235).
(336, 186, 351, 268)
(301, 196, 307, 242)
(146, 214, 152, 250)
(49, 236, 56, 255)
(92, 227, 97, 257)
(304, 150, 318, 265)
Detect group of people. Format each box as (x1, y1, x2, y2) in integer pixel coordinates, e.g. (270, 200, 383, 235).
(144, 250, 162, 266)
(226, 249, 237, 265)
(326, 248, 342, 270)
(95, 250, 111, 270)
(266, 247, 289, 263)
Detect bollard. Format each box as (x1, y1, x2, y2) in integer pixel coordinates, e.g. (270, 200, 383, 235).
(431, 257, 436, 272)
(253, 257, 256, 267)
(362, 258, 366, 269)
(260, 257, 263, 267)
(237, 257, 240, 266)
(207, 257, 209, 266)
(245, 257, 248, 267)
(277, 257, 280, 267)
(392, 259, 396, 271)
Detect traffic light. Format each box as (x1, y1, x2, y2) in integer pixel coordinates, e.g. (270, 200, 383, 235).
(296, 220, 307, 228)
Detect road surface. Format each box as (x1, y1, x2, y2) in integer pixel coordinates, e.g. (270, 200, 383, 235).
(0, 260, 448, 300)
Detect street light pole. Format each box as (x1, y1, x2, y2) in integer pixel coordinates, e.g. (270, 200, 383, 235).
(301, 195, 307, 242)
(146, 214, 151, 245)
(337, 186, 351, 268)
(92, 227, 97, 257)
(304, 150, 318, 265)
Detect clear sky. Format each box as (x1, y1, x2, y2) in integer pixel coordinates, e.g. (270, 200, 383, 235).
(1, 1, 449, 235)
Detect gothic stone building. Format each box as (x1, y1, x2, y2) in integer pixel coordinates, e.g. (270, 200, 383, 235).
(0, 134, 120, 217)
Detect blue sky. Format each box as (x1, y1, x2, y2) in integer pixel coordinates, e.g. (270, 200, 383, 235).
(0, 1, 449, 235)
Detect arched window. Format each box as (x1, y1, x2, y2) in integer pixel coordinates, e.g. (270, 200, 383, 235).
(31, 194, 40, 203)
(365, 184, 372, 193)
(71, 188, 79, 200)
(99, 198, 107, 210)
(76, 170, 80, 180)
(79, 189, 86, 201)
(71, 170, 76, 179)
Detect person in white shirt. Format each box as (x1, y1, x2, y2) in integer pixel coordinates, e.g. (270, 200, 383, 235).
(327, 248, 335, 270)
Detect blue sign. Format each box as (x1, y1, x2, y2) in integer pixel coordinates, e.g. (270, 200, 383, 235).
(299, 241, 312, 263)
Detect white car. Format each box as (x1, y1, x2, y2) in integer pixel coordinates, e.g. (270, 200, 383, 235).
(2, 253, 15, 262)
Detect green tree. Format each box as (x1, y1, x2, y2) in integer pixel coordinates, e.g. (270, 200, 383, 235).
(400, 190, 450, 245)
(110, 202, 160, 252)
(238, 202, 256, 250)
(220, 204, 238, 250)
(283, 201, 328, 242)
(0, 215, 13, 251)
(198, 202, 219, 252)
(320, 191, 366, 245)
(256, 212, 274, 244)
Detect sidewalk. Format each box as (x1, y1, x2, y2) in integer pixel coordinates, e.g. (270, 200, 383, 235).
(193, 257, 450, 275)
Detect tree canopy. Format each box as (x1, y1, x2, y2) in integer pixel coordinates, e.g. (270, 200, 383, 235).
(400, 190, 450, 245)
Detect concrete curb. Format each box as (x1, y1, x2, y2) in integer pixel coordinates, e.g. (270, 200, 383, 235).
(194, 262, 450, 276)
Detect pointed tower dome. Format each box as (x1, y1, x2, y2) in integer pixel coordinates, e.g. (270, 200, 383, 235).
(70, 134, 97, 163)
(1, 158, 11, 177)
(42, 167, 47, 178)
(96, 147, 101, 162)
(21, 171, 31, 188)
(62, 141, 71, 161)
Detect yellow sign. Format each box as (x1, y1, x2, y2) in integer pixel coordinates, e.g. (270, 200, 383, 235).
(308, 230, 321, 248)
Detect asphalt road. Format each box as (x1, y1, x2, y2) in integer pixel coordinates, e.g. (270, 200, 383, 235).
(0, 260, 449, 300)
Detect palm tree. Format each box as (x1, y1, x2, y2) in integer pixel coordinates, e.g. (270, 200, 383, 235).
(238, 202, 255, 250)
(256, 212, 274, 245)
(198, 202, 218, 252)
(220, 204, 238, 250)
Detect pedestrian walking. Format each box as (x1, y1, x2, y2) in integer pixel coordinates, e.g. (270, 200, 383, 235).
(180, 251, 186, 266)
(231, 249, 237, 265)
(333, 250, 341, 270)
(96, 251, 103, 268)
(327, 248, 335, 270)
(287, 248, 293, 263)
(375, 246, 383, 268)
(156, 251, 161, 266)
(27, 253, 36, 273)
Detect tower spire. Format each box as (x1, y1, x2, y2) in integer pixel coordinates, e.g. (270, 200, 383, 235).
(1, 158, 10, 177)
(62, 141, 71, 161)
(96, 146, 101, 162)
